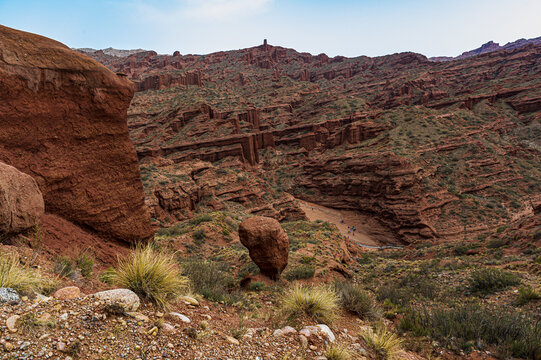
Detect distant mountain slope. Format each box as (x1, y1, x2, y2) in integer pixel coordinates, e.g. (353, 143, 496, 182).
(81, 39, 541, 245)
(77, 46, 147, 58)
(430, 36, 541, 61)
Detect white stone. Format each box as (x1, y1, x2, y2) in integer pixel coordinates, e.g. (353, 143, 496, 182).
(169, 312, 190, 323)
(91, 289, 140, 312)
(316, 324, 335, 342)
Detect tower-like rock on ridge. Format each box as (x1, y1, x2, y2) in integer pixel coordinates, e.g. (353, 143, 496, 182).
(0, 25, 152, 243)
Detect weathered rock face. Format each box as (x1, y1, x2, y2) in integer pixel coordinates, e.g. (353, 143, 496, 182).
(238, 216, 289, 279)
(0, 25, 152, 243)
(0, 162, 44, 235)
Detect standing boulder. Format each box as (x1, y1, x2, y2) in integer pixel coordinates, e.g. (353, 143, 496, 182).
(0, 162, 44, 235)
(238, 216, 289, 279)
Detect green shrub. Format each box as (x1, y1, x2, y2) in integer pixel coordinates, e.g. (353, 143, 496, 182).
(192, 229, 206, 242)
(376, 273, 438, 306)
(54, 256, 75, 278)
(182, 260, 243, 304)
(516, 286, 540, 306)
(400, 304, 541, 358)
(190, 214, 213, 226)
(284, 264, 315, 281)
(76, 253, 94, 278)
(115, 244, 188, 308)
(99, 267, 116, 285)
(487, 238, 507, 249)
(248, 281, 265, 292)
(468, 268, 520, 294)
(156, 223, 189, 237)
(334, 281, 380, 320)
(281, 284, 339, 324)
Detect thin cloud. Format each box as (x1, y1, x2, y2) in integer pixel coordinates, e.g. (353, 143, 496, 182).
(131, 0, 273, 23)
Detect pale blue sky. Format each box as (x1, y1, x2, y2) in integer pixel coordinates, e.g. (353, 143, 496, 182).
(1, 0, 540, 57)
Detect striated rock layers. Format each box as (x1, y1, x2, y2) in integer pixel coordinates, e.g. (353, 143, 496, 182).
(0, 162, 44, 235)
(238, 216, 289, 279)
(0, 25, 152, 243)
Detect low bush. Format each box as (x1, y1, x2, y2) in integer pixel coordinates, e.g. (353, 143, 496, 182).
(376, 272, 438, 306)
(192, 229, 206, 243)
(400, 303, 541, 358)
(487, 238, 507, 249)
(99, 267, 116, 285)
(155, 223, 189, 237)
(182, 259, 243, 304)
(280, 284, 339, 324)
(115, 244, 188, 308)
(468, 268, 520, 295)
(284, 264, 315, 281)
(76, 252, 94, 278)
(361, 326, 403, 360)
(516, 286, 540, 306)
(190, 214, 213, 226)
(334, 281, 380, 320)
(325, 343, 352, 360)
(54, 256, 75, 278)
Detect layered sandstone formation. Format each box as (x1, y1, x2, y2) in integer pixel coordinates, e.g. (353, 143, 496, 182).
(84, 39, 541, 244)
(0, 25, 152, 243)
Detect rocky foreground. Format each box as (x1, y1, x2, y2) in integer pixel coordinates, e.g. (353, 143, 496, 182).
(0, 286, 375, 360)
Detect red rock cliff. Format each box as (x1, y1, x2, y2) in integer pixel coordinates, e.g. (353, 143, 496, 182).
(0, 25, 152, 243)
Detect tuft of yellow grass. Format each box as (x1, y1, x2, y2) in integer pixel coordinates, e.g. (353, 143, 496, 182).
(325, 343, 353, 360)
(115, 244, 188, 308)
(281, 284, 340, 324)
(0, 252, 56, 294)
(361, 326, 403, 360)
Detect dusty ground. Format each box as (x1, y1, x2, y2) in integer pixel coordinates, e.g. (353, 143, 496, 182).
(298, 199, 397, 247)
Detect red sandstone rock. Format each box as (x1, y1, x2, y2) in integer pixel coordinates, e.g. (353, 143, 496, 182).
(0, 25, 152, 243)
(0, 162, 44, 235)
(238, 216, 289, 279)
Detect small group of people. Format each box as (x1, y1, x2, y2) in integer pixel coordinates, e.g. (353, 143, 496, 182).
(343, 220, 356, 234)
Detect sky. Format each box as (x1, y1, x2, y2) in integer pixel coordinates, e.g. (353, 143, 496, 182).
(1, 0, 540, 58)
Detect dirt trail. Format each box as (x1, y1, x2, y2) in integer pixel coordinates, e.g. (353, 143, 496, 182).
(298, 199, 398, 247)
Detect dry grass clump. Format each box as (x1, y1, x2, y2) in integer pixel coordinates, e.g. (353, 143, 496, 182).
(335, 280, 381, 320)
(325, 343, 353, 360)
(280, 284, 339, 324)
(0, 252, 56, 294)
(115, 244, 188, 308)
(361, 326, 403, 360)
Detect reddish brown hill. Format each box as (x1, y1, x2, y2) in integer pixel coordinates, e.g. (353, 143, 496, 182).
(0, 25, 152, 243)
(82, 40, 541, 245)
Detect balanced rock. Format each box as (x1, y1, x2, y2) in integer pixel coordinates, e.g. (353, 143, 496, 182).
(0, 162, 44, 235)
(238, 216, 289, 279)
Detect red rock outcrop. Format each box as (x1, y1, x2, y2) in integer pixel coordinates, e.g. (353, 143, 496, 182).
(0, 162, 44, 235)
(0, 25, 152, 243)
(238, 216, 289, 279)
